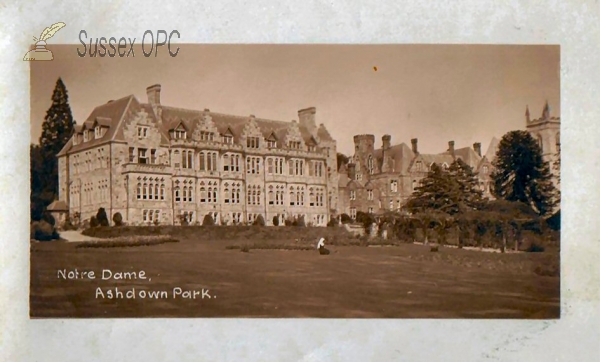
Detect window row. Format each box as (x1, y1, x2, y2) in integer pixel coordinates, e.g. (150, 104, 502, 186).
(247, 185, 262, 205)
(129, 147, 158, 165)
(137, 182, 166, 201)
(142, 209, 160, 223)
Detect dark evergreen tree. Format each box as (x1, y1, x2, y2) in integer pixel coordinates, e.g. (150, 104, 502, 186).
(406, 163, 458, 215)
(31, 78, 75, 220)
(448, 158, 485, 211)
(491, 130, 557, 215)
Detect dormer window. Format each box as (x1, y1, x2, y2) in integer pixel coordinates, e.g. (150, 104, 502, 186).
(482, 165, 489, 175)
(173, 130, 186, 139)
(94, 126, 103, 139)
(83, 131, 89, 142)
(73, 134, 80, 145)
(222, 134, 233, 144)
(308, 145, 316, 152)
(137, 126, 149, 139)
(415, 160, 423, 172)
(247, 137, 260, 149)
(267, 140, 277, 148)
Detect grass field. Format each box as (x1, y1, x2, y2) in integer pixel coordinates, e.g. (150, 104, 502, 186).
(30, 227, 560, 318)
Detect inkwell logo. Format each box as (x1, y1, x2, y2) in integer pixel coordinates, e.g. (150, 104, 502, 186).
(23, 22, 66, 61)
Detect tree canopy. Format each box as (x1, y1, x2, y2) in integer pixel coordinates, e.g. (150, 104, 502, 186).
(406, 159, 484, 216)
(31, 77, 75, 220)
(491, 130, 557, 215)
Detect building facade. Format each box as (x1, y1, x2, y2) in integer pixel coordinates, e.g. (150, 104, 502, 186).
(57, 84, 339, 226)
(337, 134, 497, 218)
(338, 102, 560, 218)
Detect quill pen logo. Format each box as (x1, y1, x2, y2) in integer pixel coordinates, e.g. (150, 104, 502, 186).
(23, 22, 66, 61)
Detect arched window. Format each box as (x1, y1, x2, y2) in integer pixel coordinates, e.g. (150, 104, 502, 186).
(174, 150, 181, 168)
(223, 154, 230, 171)
(537, 134, 544, 152)
(137, 183, 141, 199)
(160, 184, 165, 200)
(142, 183, 148, 200)
(174, 186, 180, 202)
(367, 155, 374, 174)
(211, 153, 217, 171)
(199, 152, 205, 171)
(200, 187, 206, 203)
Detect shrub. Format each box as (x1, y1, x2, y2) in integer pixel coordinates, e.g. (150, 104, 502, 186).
(112, 212, 123, 226)
(96, 208, 109, 227)
(284, 219, 293, 227)
(240, 245, 250, 253)
(356, 211, 375, 229)
(340, 213, 352, 224)
(272, 215, 279, 226)
(293, 216, 306, 227)
(253, 214, 265, 226)
(89, 216, 99, 228)
(41, 212, 56, 226)
(61, 215, 77, 231)
(526, 243, 545, 253)
(202, 214, 215, 226)
(327, 218, 338, 227)
(31, 220, 60, 241)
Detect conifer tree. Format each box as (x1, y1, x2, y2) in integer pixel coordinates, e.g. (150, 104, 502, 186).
(448, 158, 485, 211)
(406, 163, 458, 214)
(31, 77, 75, 219)
(491, 130, 557, 215)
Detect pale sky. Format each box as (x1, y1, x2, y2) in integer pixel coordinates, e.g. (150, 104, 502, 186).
(30, 44, 559, 155)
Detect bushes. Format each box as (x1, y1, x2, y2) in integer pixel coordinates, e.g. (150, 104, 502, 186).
(272, 215, 279, 226)
(30, 220, 60, 241)
(96, 208, 109, 227)
(253, 214, 266, 226)
(89, 216, 100, 228)
(113, 212, 123, 226)
(202, 214, 215, 226)
(340, 213, 352, 224)
(327, 217, 338, 227)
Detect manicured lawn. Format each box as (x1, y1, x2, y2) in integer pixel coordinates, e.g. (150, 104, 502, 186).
(30, 230, 559, 318)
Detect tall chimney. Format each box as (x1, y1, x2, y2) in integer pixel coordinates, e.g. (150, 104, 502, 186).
(411, 138, 418, 154)
(473, 142, 482, 157)
(146, 84, 161, 107)
(347, 163, 356, 180)
(448, 141, 455, 155)
(298, 107, 317, 136)
(382, 134, 391, 150)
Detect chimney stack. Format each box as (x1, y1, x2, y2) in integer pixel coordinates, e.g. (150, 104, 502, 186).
(146, 84, 161, 107)
(473, 142, 482, 157)
(411, 138, 418, 154)
(382, 134, 391, 150)
(298, 107, 317, 136)
(347, 163, 356, 180)
(448, 141, 455, 154)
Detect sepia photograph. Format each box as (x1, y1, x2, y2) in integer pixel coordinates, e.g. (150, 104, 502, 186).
(29, 44, 560, 318)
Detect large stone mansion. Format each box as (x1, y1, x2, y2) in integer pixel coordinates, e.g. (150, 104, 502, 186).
(56, 84, 339, 226)
(53, 86, 559, 225)
(337, 102, 560, 218)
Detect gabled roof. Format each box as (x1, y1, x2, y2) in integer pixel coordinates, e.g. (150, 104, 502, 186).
(373, 143, 415, 174)
(452, 147, 482, 169)
(484, 137, 499, 163)
(418, 153, 455, 168)
(57, 95, 134, 156)
(47, 200, 68, 211)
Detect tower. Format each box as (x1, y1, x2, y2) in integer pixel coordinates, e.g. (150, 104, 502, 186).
(525, 102, 560, 164)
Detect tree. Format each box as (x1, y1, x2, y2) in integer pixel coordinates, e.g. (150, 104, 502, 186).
(31, 78, 75, 220)
(447, 158, 485, 211)
(491, 130, 557, 215)
(337, 152, 349, 170)
(406, 163, 458, 215)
